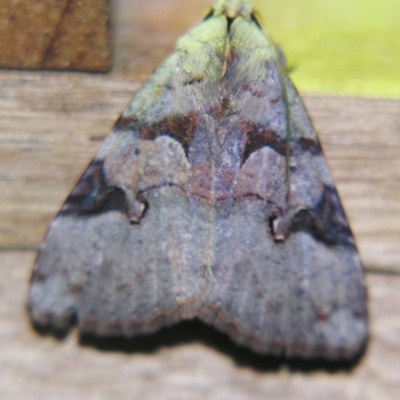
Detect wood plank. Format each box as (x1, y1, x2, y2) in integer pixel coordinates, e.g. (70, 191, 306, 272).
(0, 0, 112, 71)
(0, 251, 399, 400)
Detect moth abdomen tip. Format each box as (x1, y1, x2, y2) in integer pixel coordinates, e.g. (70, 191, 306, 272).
(29, 305, 76, 339)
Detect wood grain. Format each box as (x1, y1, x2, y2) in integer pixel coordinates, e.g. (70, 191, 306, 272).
(0, 0, 399, 398)
(0, 0, 111, 71)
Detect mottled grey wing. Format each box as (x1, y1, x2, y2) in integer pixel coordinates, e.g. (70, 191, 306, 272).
(29, 7, 367, 361)
(203, 183, 367, 359)
(201, 17, 367, 359)
(28, 15, 230, 335)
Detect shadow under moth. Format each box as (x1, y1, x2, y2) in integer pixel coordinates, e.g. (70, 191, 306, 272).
(29, 0, 368, 359)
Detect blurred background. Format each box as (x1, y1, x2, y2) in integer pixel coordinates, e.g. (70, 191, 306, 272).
(112, 0, 400, 97)
(2, 0, 399, 97)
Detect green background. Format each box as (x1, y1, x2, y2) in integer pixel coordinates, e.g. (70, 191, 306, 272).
(254, 0, 400, 98)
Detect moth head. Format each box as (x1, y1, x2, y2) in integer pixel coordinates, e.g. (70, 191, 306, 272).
(212, 0, 253, 19)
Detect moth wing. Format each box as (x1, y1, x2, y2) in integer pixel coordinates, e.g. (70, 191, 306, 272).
(29, 9, 367, 360)
(28, 15, 230, 335)
(201, 17, 367, 359)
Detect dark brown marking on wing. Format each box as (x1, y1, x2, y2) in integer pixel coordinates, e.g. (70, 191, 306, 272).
(316, 309, 329, 321)
(240, 122, 287, 164)
(139, 113, 198, 156)
(61, 160, 107, 214)
(298, 137, 322, 156)
(209, 97, 233, 119)
(114, 113, 198, 156)
(240, 122, 323, 164)
(289, 185, 354, 248)
(113, 115, 137, 131)
(60, 160, 129, 217)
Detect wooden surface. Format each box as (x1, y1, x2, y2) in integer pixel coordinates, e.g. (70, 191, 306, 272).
(1, 0, 400, 398)
(0, 0, 111, 71)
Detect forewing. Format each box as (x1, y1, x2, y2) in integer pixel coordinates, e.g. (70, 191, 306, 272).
(29, 16, 229, 335)
(202, 16, 367, 359)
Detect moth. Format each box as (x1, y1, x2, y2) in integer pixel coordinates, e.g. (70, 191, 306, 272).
(29, 0, 368, 359)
